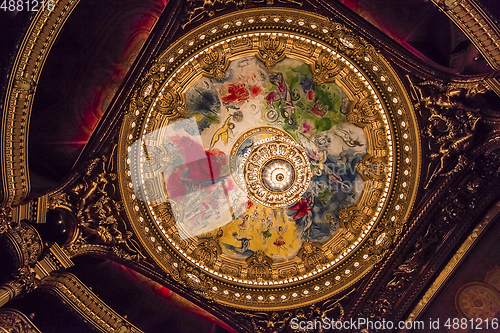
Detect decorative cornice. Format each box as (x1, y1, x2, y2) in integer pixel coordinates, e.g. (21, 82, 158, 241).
(1, 0, 80, 207)
(430, 0, 500, 70)
(40, 273, 143, 333)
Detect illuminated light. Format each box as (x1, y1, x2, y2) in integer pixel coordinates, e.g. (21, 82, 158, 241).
(335, 276, 341, 281)
(354, 262, 359, 267)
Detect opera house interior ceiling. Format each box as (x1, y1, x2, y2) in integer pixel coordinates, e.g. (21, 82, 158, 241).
(1, 0, 500, 332)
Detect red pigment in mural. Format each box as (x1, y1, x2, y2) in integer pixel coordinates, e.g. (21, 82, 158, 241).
(307, 90, 314, 100)
(165, 137, 228, 198)
(250, 85, 261, 97)
(289, 197, 313, 220)
(221, 83, 249, 103)
(311, 102, 327, 117)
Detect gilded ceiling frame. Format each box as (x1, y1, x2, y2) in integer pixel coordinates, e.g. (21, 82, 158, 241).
(118, 7, 421, 310)
(40, 272, 143, 333)
(1, 0, 80, 207)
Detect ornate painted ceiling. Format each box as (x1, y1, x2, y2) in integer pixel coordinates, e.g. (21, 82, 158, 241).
(1, 0, 500, 332)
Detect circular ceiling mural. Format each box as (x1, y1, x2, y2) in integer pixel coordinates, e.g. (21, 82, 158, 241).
(118, 8, 421, 309)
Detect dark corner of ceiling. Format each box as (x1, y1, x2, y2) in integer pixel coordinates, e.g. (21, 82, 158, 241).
(26, 0, 169, 199)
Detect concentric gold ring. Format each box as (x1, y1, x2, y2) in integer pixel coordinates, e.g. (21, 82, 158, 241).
(242, 134, 312, 207)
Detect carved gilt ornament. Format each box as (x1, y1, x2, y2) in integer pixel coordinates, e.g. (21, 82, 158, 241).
(118, 8, 420, 309)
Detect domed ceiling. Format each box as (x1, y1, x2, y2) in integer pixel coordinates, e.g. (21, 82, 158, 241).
(119, 7, 420, 309)
(2, 0, 500, 332)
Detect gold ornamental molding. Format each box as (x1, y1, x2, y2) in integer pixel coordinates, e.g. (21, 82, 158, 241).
(40, 273, 143, 333)
(1, 0, 80, 206)
(118, 8, 420, 310)
(431, 0, 500, 70)
(118, 8, 421, 310)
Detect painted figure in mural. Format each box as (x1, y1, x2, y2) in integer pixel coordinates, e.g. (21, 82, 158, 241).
(238, 214, 249, 234)
(210, 116, 235, 148)
(333, 124, 363, 147)
(266, 72, 300, 125)
(288, 196, 314, 238)
(232, 232, 254, 254)
(297, 133, 330, 176)
(260, 214, 273, 244)
(273, 226, 288, 255)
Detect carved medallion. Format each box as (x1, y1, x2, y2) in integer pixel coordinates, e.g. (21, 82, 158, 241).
(241, 130, 312, 207)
